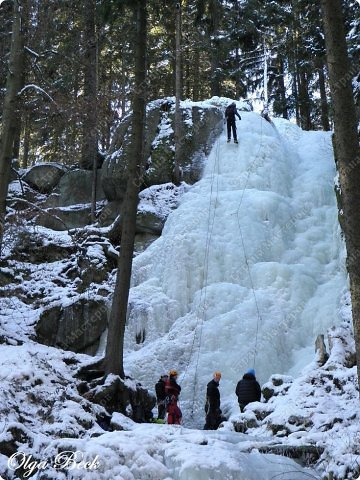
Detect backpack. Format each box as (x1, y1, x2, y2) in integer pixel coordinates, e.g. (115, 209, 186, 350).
(155, 379, 166, 400)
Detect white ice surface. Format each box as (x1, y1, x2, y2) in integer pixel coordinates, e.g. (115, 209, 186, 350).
(120, 112, 346, 428)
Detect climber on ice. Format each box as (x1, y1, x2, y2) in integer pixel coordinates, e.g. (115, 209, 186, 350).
(225, 101, 241, 144)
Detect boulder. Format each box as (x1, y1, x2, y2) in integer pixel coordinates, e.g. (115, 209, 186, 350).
(36, 298, 108, 355)
(232, 412, 259, 433)
(43, 169, 106, 207)
(134, 233, 159, 253)
(315, 334, 329, 365)
(7, 180, 47, 210)
(102, 107, 161, 201)
(80, 374, 156, 422)
(136, 211, 165, 235)
(262, 374, 293, 402)
(101, 99, 223, 202)
(22, 163, 67, 193)
(11, 230, 76, 263)
(97, 200, 122, 227)
(107, 210, 165, 244)
(35, 205, 92, 230)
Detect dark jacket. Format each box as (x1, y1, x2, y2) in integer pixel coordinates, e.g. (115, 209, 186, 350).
(225, 104, 241, 122)
(235, 373, 261, 405)
(206, 379, 220, 411)
(155, 378, 166, 401)
(165, 376, 181, 399)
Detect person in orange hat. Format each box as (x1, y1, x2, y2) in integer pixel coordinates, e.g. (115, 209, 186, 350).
(204, 371, 223, 430)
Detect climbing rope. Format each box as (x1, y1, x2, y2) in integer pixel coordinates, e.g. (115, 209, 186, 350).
(181, 135, 221, 417)
(182, 113, 267, 419)
(190, 136, 221, 410)
(234, 115, 266, 369)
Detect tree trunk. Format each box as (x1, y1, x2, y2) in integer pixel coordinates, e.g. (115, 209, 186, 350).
(318, 61, 330, 131)
(298, 70, 312, 130)
(105, 0, 147, 377)
(210, 42, 220, 97)
(21, 111, 30, 168)
(278, 57, 288, 119)
(173, 1, 182, 186)
(235, 48, 241, 99)
(293, 69, 300, 127)
(0, 0, 24, 249)
(320, 0, 360, 390)
(192, 47, 200, 101)
(80, 0, 98, 221)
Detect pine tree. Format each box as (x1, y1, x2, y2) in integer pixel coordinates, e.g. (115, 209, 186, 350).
(105, 0, 147, 377)
(0, 0, 26, 250)
(320, 0, 360, 389)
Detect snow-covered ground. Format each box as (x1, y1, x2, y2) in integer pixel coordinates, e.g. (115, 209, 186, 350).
(1, 102, 359, 480)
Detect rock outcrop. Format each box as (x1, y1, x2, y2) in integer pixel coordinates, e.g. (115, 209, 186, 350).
(101, 98, 223, 202)
(36, 298, 108, 355)
(22, 163, 68, 193)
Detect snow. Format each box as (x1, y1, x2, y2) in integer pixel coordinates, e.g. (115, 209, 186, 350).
(138, 183, 190, 220)
(1, 103, 359, 479)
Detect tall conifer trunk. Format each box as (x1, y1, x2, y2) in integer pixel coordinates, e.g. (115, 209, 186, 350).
(105, 0, 147, 377)
(173, 1, 182, 186)
(318, 62, 330, 131)
(320, 0, 360, 389)
(80, 0, 98, 221)
(0, 0, 24, 250)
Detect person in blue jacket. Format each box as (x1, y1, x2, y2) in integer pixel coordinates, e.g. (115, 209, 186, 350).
(235, 368, 261, 412)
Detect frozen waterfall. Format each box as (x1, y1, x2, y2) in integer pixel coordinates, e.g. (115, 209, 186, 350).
(123, 111, 346, 425)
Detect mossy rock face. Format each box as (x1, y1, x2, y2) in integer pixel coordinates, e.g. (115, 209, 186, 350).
(43, 169, 106, 207)
(101, 99, 223, 202)
(36, 299, 108, 355)
(82, 375, 156, 422)
(136, 211, 165, 235)
(233, 415, 259, 433)
(262, 386, 275, 401)
(35, 205, 92, 231)
(101, 108, 161, 202)
(267, 423, 290, 436)
(0, 268, 19, 287)
(22, 163, 68, 193)
(11, 230, 77, 263)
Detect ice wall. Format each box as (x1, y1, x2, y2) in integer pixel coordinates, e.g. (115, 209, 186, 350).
(124, 111, 346, 424)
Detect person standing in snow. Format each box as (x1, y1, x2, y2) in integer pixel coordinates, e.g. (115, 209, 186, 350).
(165, 370, 182, 424)
(235, 368, 261, 412)
(225, 101, 241, 144)
(155, 374, 168, 420)
(204, 371, 223, 430)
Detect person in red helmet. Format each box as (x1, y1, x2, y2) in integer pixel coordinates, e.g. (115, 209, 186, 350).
(165, 370, 182, 424)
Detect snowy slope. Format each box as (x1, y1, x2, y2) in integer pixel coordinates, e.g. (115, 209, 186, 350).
(122, 110, 346, 426)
